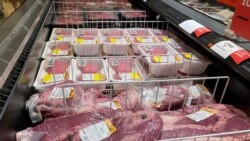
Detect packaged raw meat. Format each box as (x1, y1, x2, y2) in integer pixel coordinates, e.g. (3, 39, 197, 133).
(139, 84, 214, 111)
(149, 29, 178, 44)
(102, 37, 131, 55)
(71, 36, 101, 56)
(26, 81, 103, 122)
(158, 104, 250, 140)
(17, 107, 164, 141)
(87, 12, 118, 21)
(178, 53, 210, 75)
(106, 58, 144, 82)
(49, 28, 73, 41)
(33, 58, 73, 91)
(42, 41, 74, 59)
(100, 28, 126, 37)
(72, 28, 99, 37)
(139, 44, 184, 77)
(126, 28, 159, 54)
(97, 88, 140, 111)
(73, 58, 109, 88)
(120, 10, 147, 20)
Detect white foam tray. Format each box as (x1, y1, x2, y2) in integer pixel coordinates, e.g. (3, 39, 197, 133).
(139, 44, 184, 77)
(42, 41, 74, 59)
(73, 58, 109, 89)
(33, 58, 73, 92)
(49, 28, 73, 41)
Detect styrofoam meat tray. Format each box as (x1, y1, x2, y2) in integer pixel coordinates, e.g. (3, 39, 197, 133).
(42, 41, 74, 59)
(50, 28, 73, 41)
(33, 58, 73, 92)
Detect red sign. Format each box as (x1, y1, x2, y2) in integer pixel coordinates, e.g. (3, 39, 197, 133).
(231, 0, 250, 40)
(230, 50, 250, 64)
(194, 27, 212, 37)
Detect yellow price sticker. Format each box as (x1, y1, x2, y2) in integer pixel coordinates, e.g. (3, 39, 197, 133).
(184, 53, 192, 59)
(42, 74, 53, 83)
(130, 72, 141, 80)
(104, 119, 117, 134)
(175, 56, 182, 62)
(69, 89, 75, 99)
(162, 36, 169, 42)
(113, 100, 122, 109)
(93, 73, 105, 81)
(136, 37, 144, 43)
(77, 38, 85, 44)
(153, 56, 163, 63)
(109, 38, 118, 44)
(52, 49, 61, 55)
(201, 107, 217, 115)
(57, 35, 64, 41)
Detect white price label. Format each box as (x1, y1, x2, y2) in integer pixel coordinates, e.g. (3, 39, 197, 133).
(211, 40, 243, 59)
(179, 20, 204, 34)
(49, 87, 74, 99)
(98, 101, 122, 110)
(142, 87, 166, 107)
(79, 120, 116, 141)
(82, 74, 93, 81)
(186, 107, 217, 122)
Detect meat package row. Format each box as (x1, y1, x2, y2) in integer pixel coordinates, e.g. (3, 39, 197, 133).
(19, 81, 250, 141)
(33, 56, 210, 91)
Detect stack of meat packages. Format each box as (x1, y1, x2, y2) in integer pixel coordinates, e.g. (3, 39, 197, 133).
(21, 80, 250, 141)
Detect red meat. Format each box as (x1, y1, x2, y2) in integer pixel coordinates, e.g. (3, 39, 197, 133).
(78, 63, 100, 73)
(121, 11, 147, 19)
(127, 29, 150, 36)
(159, 104, 250, 140)
(109, 59, 133, 73)
(54, 42, 70, 50)
(88, 12, 116, 20)
(45, 60, 69, 74)
(149, 47, 168, 55)
(101, 30, 125, 36)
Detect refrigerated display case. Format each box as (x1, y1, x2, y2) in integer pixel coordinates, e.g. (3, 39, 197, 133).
(0, 0, 249, 141)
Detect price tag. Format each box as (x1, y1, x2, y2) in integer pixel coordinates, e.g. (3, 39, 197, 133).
(179, 20, 205, 34)
(194, 27, 212, 37)
(77, 38, 85, 44)
(49, 87, 75, 99)
(111, 60, 119, 66)
(98, 101, 122, 110)
(56, 35, 64, 41)
(230, 49, 250, 65)
(109, 38, 128, 44)
(211, 41, 250, 64)
(136, 37, 144, 42)
(52, 49, 69, 56)
(82, 73, 105, 81)
(42, 73, 65, 83)
(142, 87, 166, 108)
(120, 72, 141, 80)
(79, 119, 116, 141)
(186, 107, 217, 122)
(153, 55, 179, 63)
(161, 36, 169, 42)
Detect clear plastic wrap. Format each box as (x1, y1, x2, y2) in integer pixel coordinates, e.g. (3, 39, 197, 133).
(158, 104, 250, 140)
(27, 81, 103, 121)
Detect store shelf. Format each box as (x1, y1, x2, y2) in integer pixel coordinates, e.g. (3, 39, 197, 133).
(138, 0, 250, 87)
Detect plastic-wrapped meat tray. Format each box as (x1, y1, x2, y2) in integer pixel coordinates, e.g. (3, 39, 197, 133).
(138, 44, 184, 77)
(86, 12, 118, 21)
(106, 57, 144, 82)
(42, 41, 74, 59)
(120, 10, 147, 20)
(71, 28, 100, 56)
(149, 29, 178, 44)
(54, 14, 84, 25)
(33, 58, 73, 91)
(49, 28, 73, 41)
(73, 58, 108, 88)
(126, 28, 159, 54)
(100, 29, 131, 55)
